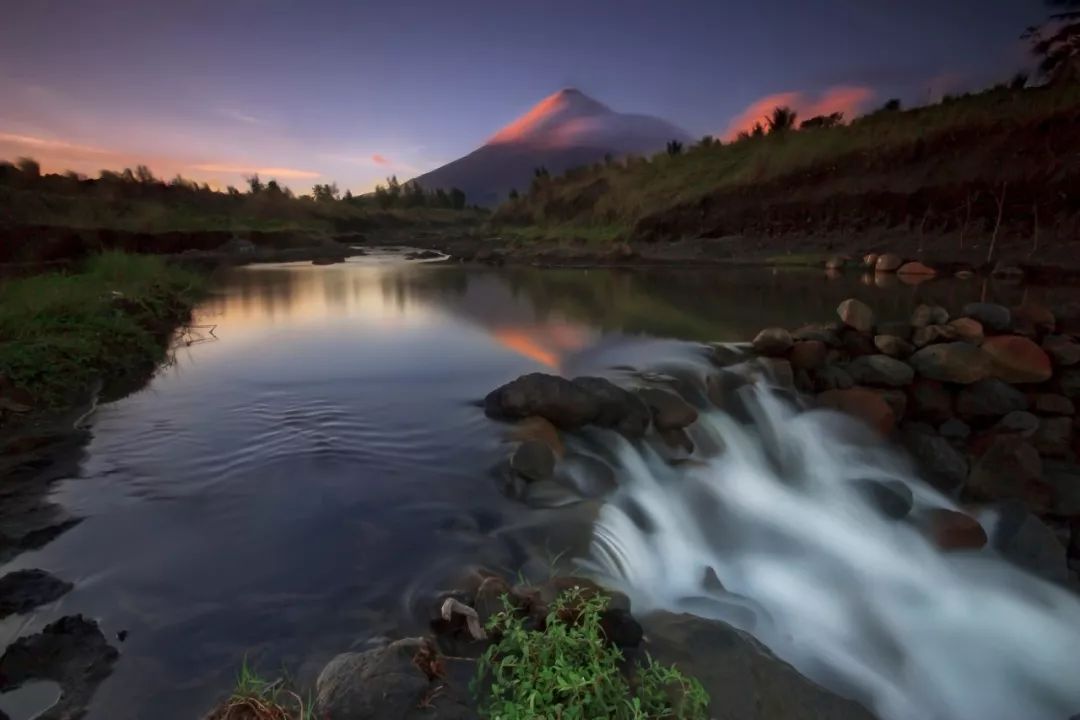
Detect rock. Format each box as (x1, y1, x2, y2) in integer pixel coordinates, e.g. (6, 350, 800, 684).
(902, 424, 968, 493)
(991, 262, 1024, 280)
(981, 335, 1053, 384)
(316, 639, 474, 720)
(643, 613, 877, 720)
(789, 340, 827, 370)
(571, 377, 650, 437)
(838, 328, 876, 357)
(792, 323, 841, 346)
(911, 304, 949, 328)
(1060, 368, 1080, 398)
(955, 379, 1028, 419)
(871, 388, 907, 422)
(1012, 302, 1055, 335)
(811, 365, 854, 392)
(967, 437, 1047, 510)
(0, 615, 118, 720)
(818, 388, 895, 435)
(852, 479, 914, 519)
(1034, 393, 1075, 416)
(637, 388, 698, 430)
(863, 253, 879, 268)
(836, 298, 874, 333)
(948, 318, 984, 345)
(1033, 416, 1073, 458)
(898, 261, 936, 278)
(874, 335, 914, 358)
(846, 355, 914, 387)
(1043, 335, 1080, 367)
(955, 269, 975, 279)
(1043, 460, 1080, 517)
(939, 418, 971, 441)
(404, 249, 442, 260)
(911, 324, 957, 348)
(510, 441, 555, 482)
(484, 374, 599, 428)
(1057, 301, 1080, 335)
(875, 253, 903, 272)
(910, 343, 993, 384)
(962, 303, 1012, 334)
(877, 322, 914, 341)
(991, 502, 1069, 583)
(907, 379, 954, 424)
(0, 570, 72, 619)
(752, 328, 793, 357)
(825, 255, 849, 270)
(311, 256, 346, 265)
(754, 358, 795, 389)
(919, 508, 988, 550)
(658, 427, 695, 456)
(509, 417, 563, 458)
(994, 411, 1040, 438)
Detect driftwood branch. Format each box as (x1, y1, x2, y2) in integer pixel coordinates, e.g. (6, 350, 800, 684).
(441, 598, 486, 640)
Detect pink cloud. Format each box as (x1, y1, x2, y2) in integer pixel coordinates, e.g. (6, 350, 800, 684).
(371, 153, 391, 166)
(724, 85, 876, 139)
(190, 164, 320, 179)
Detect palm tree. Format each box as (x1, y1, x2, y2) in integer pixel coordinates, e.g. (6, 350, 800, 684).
(765, 106, 797, 134)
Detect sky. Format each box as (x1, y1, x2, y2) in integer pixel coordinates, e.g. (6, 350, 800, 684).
(0, 0, 1049, 193)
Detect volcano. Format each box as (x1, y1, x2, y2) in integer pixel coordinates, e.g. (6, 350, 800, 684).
(411, 89, 689, 206)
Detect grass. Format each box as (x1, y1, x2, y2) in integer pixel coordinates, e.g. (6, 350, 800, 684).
(204, 658, 314, 720)
(493, 82, 1080, 239)
(0, 251, 206, 405)
(473, 587, 709, 719)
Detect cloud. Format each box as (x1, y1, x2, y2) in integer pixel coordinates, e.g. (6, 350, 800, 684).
(371, 153, 391, 166)
(190, 163, 320, 179)
(0, 132, 110, 156)
(724, 85, 876, 139)
(218, 108, 267, 126)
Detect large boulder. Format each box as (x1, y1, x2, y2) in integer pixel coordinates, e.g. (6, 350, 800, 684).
(906, 379, 954, 423)
(637, 388, 698, 430)
(484, 374, 599, 428)
(752, 328, 793, 357)
(909, 343, 992, 384)
(981, 336, 1053, 384)
(991, 502, 1069, 583)
(0, 570, 72, 619)
(790, 340, 828, 370)
(510, 441, 556, 482)
(643, 613, 877, 720)
(955, 379, 1028, 420)
(902, 423, 968, 493)
(962, 303, 1012, 334)
(509, 417, 563, 458)
(846, 355, 914, 387)
(837, 298, 874, 333)
(918, 508, 988, 550)
(1043, 335, 1080, 367)
(571, 377, 651, 437)
(316, 639, 474, 720)
(818, 387, 895, 435)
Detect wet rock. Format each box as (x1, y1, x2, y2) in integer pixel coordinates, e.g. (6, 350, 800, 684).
(919, 508, 988, 550)
(571, 377, 650, 437)
(907, 379, 954, 424)
(792, 323, 841, 346)
(643, 613, 877, 720)
(637, 388, 698, 430)
(316, 639, 475, 720)
(846, 355, 914, 387)
(789, 340, 827, 370)
(752, 328, 793, 357)
(0, 570, 72, 619)
(898, 261, 936, 278)
(955, 269, 975, 279)
(955, 379, 1028, 420)
(871, 388, 907, 422)
(1043, 460, 1080, 517)
(658, 427, 695, 456)
(948, 318, 984, 345)
(862, 253, 879, 268)
(981, 335, 1053, 384)
(837, 298, 874, 333)
(902, 423, 968, 493)
(818, 388, 895, 435)
(994, 411, 1040, 438)
(825, 255, 849, 270)
(873, 335, 914, 358)
(1043, 335, 1080, 367)
(911, 324, 957, 348)
(909, 342, 992, 384)
(911, 304, 949, 327)
(754, 357, 795, 389)
(1034, 393, 1075, 416)
(967, 437, 1047, 511)
(1060, 368, 1080, 398)
(484, 373, 599, 428)
(1057, 301, 1080, 335)
(811, 365, 854, 393)
(1033, 416, 1073, 458)
(852, 478, 914, 519)
(0, 615, 118, 720)
(962, 303, 1012, 334)
(510, 441, 555, 482)
(875, 253, 903, 272)
(838, 328, 876, 357)
(877, 321, 913, 341)
(991, 502, 1069, 583)
(508, 416, 563, 458)
(939, 418, 971, 441)
(1012, 302, 1055, 335)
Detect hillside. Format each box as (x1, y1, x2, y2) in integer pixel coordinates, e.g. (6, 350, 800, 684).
(411, 88, 690, 206)
(491, 83, 1080, 265)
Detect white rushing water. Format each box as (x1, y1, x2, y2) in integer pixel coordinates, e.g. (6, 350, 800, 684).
(582, 365, 1080, 720)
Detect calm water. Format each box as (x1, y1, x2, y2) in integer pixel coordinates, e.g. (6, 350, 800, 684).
(1, 251, 1075, 719)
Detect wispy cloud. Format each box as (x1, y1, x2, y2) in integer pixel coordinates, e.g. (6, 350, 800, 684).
(190, 163, 320, 179)
(371, 153, 391, 166)
(0, 131, 110, 155)
(218, 108, 267, 126)
(724, 85, 876, 139)
(325, 152, 419, 174)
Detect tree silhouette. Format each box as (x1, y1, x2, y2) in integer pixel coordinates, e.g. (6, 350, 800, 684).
(882, 98, 902, 112)
(766, 106, 798, 134)
(246, 174, 264, 194)
(1024, 0, 1080, 82)
(799, 112, 844, 130)
(15, 157, 40, 178)
(666, 140, 684, 155)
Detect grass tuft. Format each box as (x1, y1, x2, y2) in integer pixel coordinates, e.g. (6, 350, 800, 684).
(204, 658, 314, 720)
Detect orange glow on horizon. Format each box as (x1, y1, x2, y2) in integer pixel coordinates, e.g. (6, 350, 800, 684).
(491, 323, 592, 369)
(724, 85, 875, 139)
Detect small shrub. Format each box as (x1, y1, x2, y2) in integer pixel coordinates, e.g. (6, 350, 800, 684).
(205, 657, 314, 720)
(473, 588, 709, 719)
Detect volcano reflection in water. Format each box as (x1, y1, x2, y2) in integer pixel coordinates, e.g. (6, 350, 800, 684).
(582, 361, 1080, 720)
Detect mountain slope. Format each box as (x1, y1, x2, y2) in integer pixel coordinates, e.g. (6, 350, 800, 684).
(411, 89, 689, 206)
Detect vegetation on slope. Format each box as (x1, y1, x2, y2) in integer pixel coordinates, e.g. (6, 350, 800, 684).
(0, 252, 205, 406)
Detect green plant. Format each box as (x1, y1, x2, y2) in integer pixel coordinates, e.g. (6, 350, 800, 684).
(206, 657, 314, 720)
(473, 588, 708, 719)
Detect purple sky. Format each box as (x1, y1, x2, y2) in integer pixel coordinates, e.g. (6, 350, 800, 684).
(0, 0, 1046, 192)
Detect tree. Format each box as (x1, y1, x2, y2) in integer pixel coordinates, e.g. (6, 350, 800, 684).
(1024, 0, 1080, 82)
(508, 188, 519, 200)
(882, 98, 902, 112)
(135, 165, 156, 184)
(449, 187, 466, 210)
(15, 157, 41, 178)
(246, 174, 264, 194)
(766, 106, 798, 134)
(750, 121, 766, 138)
(226, 185, 240, 196)
(799, 112, 844, 130)
(344, 189, 353, 201)
(266, 179, 283, 195)
(666, 140, 684, 155)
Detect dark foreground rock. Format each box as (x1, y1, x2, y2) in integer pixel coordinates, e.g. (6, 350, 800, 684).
(0, 570, 73, 619)
(0, 615, 118, 720)
(643, 612, 877, 720)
